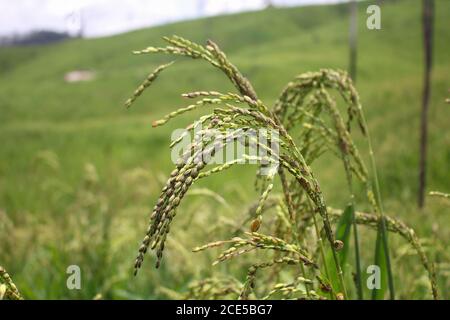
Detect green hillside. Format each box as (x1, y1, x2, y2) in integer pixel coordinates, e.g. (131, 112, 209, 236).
(0, 0, 449, 299)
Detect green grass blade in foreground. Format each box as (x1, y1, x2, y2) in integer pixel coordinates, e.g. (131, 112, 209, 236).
(325, 203, 353, 294)
(359, 99, 395, 299)
(352, 204, 363, 299)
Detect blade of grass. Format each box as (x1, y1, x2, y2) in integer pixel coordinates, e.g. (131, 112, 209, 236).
(359, 102, 395, 299)
(336, 204, 353, 267)
(372, 221, 389, 300)
(351, 203, 363, 299)
(324, 203, 353, 295)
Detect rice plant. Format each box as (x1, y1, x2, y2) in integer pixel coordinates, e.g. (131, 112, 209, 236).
(125, 35, 439, 300)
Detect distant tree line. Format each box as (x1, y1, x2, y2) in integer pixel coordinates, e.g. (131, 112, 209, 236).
(0, 30, 72, 47)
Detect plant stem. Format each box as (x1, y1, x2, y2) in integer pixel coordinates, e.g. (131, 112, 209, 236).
(352, 202, 363, 299)
(343, 160, 363, 299)
(359, 111, 395, 299)
(418, 0, 434, 208)
(311, 192, 348, 298)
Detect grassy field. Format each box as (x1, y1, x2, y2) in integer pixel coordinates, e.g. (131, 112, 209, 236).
(0, 0, 449, 299)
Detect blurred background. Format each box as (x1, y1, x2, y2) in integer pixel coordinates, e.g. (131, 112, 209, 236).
(0, 0, 448, 299)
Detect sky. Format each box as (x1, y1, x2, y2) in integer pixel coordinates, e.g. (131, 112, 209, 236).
(0, 0, 347, 38)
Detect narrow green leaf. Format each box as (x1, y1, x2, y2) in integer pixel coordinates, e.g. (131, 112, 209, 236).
(371, 221, 389, 300)
(336, 204, 353, 267)
(324, 203, 353, 293)
(352, 205, 363, 299)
